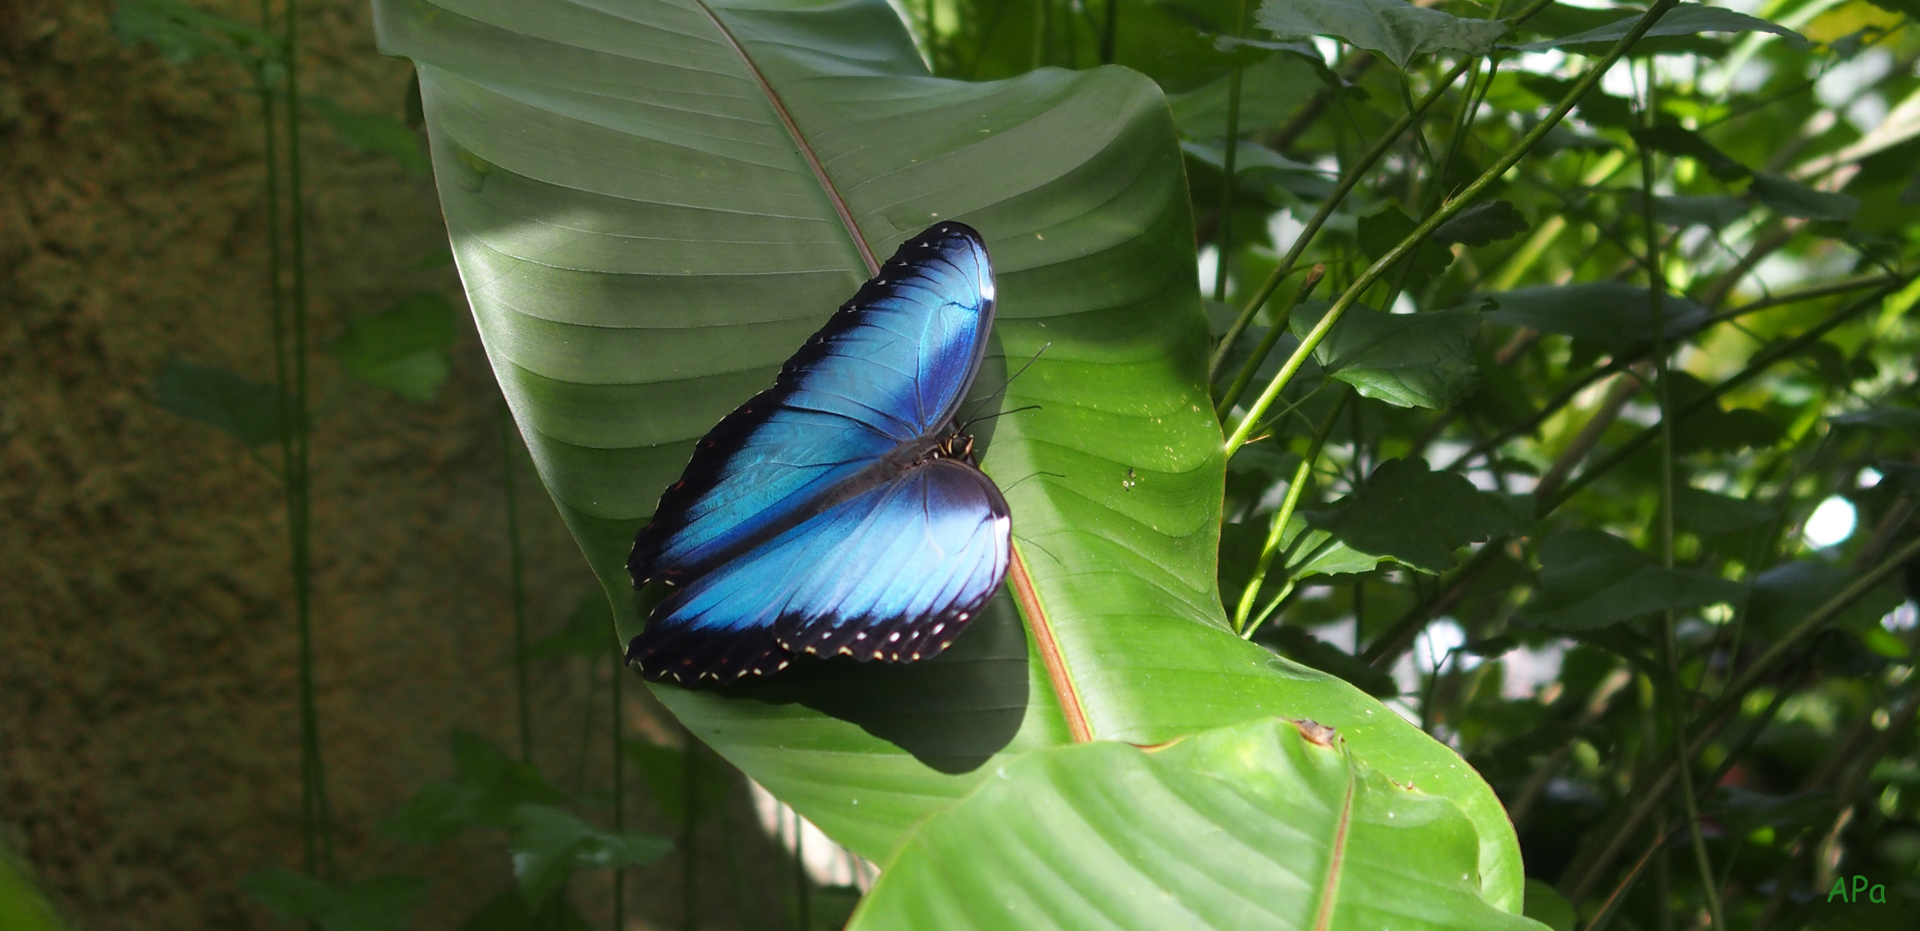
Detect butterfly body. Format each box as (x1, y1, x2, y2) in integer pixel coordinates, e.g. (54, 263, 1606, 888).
(628, 223, 1010, 685)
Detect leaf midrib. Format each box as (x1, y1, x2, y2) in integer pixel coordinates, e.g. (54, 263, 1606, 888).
(688, 0, 1088, 742)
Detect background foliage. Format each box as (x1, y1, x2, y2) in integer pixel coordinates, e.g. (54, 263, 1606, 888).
(5, 0, 1919, 928)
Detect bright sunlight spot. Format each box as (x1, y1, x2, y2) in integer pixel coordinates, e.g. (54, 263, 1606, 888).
(1860, 467, 1884, 488)
(1803, 495, 1857, 548)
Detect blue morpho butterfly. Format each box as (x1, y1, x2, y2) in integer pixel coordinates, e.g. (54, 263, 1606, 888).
(627, 222, 1012, 685)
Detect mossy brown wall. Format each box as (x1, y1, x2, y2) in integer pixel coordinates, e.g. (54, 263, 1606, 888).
(0, 3, 776, 929)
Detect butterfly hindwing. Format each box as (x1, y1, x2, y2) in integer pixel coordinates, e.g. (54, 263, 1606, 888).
(630, 458, 1010, 684)
(629, 223, 995, 586)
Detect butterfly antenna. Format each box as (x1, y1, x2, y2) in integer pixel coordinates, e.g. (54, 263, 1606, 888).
(960, 404, 1042, 431)
(959, 342, 1052, 425)
(1013, 534, 1063, 567)
(998, 469, 1065, 494)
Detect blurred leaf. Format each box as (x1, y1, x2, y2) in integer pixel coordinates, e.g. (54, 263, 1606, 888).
(154, 358, 287, 447)
(1256, 0, 1511, 69)
(1876, 462, 1920, 495)
(1523, 879, 1576, 931)
(1628, 193, 1751, 229)
(1171, 53, 1331, 140)
(1281, 513, 1392, 579)
(1482, 282, 1707, 352)
(1709, 788, 1834, 837)
(303, 96, 432, 175)
(1310, 458, 1523, 573)
(1513, 3, 1805, 51)
(1746, 562, 1906, 638)
(1265, 626, 1400, 696)
(331, 292, 458, 401)
(1435, 200, 1530, 247)
(1291, 302, 1480, 409)
(848, 717, 1545, 931)
(1631, 125, 1750, 181)
(381, 731, 569, 844)
(517, 591, 615, 661)
(1831, 406, 1920, 432)
(1357, 205, 1455, 295)
(241, 871, 427, 931)
(1515, 75, 1635, 130)
(1673, 487, 1777, 535)
(1211, 35, 1349, 87)
(1524, 530, 1745, 630)
(507, 805, 671, 907)
(461, 891, 592, 931)
(1180, 140, 1328, 179)
(1676, 407, 1785, 455)
(800, 887, 863, 931)
(1751, 172, 1859, 222)
(622, 738, 731, 826)
(113, 0, 281, 66)
(0, 841, 64, 931)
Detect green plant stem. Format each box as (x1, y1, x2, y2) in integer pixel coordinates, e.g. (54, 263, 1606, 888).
(1233, 388, 1350, 636)
(280, 0, 333, 881)
(612, 650, 625, 931)
(683, 731, 698, 931)
(1225, 0, 1684, 459)
(499, 403, 532, 762)
(1639, 92, 1726, 926)
(1207, 57, 1472, 384)
(1210, 0, 1250, 304)
(1534, 274, 1914, 517)
(1099, 0, 1116, 64)
(1215, 265, 1324, 416)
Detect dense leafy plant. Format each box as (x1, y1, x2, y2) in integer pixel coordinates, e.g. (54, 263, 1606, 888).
(120, 0, 1920, 927)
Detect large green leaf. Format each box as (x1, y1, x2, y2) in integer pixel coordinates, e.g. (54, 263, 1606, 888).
(374, 0, 1523, 910)
(847, 717, 1547, 930)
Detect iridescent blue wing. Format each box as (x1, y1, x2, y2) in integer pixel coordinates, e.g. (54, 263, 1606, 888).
(629, 222, 995, 585)
(630, 458, 1011, 684)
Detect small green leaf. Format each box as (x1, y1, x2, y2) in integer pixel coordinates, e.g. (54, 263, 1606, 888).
(241, 870, 428, 931)
(1830, 406, 1920, 432)
(1626, 193, 1751, 229)
(154, 358, 287, 447)
(331, 292, 458, 401)
(1356, 205, 1454, 295)
(113, 0, 281, 66)
(622, 738, 732, 826)
(1435, 200, 1529, 247)
(1310, 458, 1523, 573)
(1482, 282, 1707, 352)
(1265, 626, 1400, 696)
(516, 591, 615, 661)
(1257, 0, 1511, 69)
(507, 805, 672, 907)
(460, 891, 592, 931)
(380, 731, 569, 844)
(847, 717, 1546, 931)
(1750, 172, 1860, 222)
(1675, 407, 1784, 455)
(1523, 531, 1744, 631)
(1673, 488, 1777, 535)
(1514, 3, 1805, 51)
(1522, 879, 1576, 931)
(0, 841, 64, 931)
(1745, 562, 1906, 638)
(304, 96, 432, 175)
(1631, 125, 1749, 181)
(1291, 303, 1480, 409)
